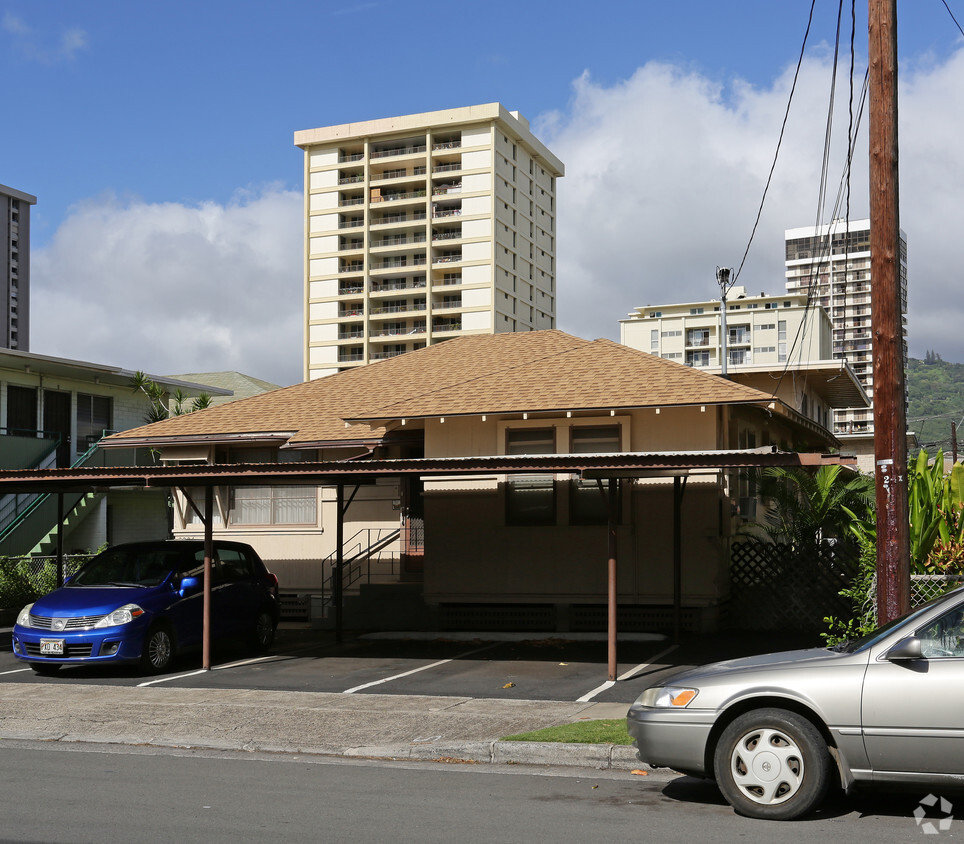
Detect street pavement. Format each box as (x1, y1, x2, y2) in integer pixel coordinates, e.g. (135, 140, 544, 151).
(0, 625, 822, 775)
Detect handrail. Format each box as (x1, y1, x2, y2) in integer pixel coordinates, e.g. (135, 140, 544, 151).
(319, 527, 401, 607)
(0, 434, 110, 544)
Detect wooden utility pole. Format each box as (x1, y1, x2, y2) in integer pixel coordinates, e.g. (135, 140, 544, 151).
(869, 0, 910, 622)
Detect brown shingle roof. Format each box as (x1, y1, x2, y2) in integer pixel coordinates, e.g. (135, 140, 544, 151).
(105, 331, 778, 447)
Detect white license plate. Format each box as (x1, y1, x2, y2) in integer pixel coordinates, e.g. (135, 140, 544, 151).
(39, 639, 65, 655)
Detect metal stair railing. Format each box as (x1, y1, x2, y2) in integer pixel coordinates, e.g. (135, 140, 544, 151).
(0, 434, 110, 547)
(318, 527, 401, 609)
(0, 433, 61, 537)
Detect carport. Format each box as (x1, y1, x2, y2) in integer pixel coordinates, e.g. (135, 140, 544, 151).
(0, 447, 852, 680)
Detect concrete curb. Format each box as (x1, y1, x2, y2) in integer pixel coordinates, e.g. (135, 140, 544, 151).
(343, 740, 643, 771)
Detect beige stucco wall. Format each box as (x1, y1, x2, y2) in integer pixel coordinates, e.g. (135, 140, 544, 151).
(422, 477, 727, 606)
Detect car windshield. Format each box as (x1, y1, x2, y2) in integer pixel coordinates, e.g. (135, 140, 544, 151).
(71, 547, 186, 588)
(833, 589, 964, 654)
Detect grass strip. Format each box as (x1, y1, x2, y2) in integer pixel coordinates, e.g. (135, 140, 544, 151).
(501, 719, 633, 745)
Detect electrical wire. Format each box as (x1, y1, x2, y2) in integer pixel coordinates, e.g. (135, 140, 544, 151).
(942, 0, 964, 38)
(729, 0, 818, 289)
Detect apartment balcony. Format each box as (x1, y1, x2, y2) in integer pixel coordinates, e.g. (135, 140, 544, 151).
(370, 188, 427, 203)
(338, 196, 365, 207)
(339, 304, 364, 318)
(437, 273, 462, 286)
(338, 151, 364, 163)
(433, 252, 462, 265)
(370, 276, 427, 294)
(338, 328, 364, 340)
(338, 174, 363, 185)
(432, 163, 462, 174)
(433, 297, 462, 310)
(685, 338, 711, 348)
(432, 320, 462, 333)
(432, 139, 461, 151)
(370, 255, 427, 272)
(370, 143, 427, 160)
(339, 218, 364, 229)
(432, 229, 461, 242)
(369, 301, 426, 317)
(432, 183, 462, 196)
(370, 166, 427, 182)
(338, 350, 365, 363)
(338, 262, 364, 274)
(370, 325, 426, 341)
(370, 234, 426, 249)
(431, 205, 462, 219)
(339, 239, 364, 251)
(370, 210, 427, 228)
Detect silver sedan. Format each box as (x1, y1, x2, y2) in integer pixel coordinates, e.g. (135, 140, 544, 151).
(627, 586, 964, 820)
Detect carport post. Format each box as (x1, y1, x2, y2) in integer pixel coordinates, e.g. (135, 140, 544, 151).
(56, 493, 65, 587)
(335, 483, 344, 644)
(673, 475, 686, 643)
(202, 484, 214, 670)
(607, 478, 618, 682)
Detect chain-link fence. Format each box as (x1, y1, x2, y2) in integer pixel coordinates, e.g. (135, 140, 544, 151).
(0, 555, 92, 610)
(911, 574, 964, 606)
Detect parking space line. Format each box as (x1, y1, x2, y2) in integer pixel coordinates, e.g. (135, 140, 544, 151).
(342, 642, 503, 694)
(617, 644, 680, 681)
(0, 668, 31, 676)
(574, 645, 680, 702)
(138, 669, 209, 687)
(137, 654, 282, 687)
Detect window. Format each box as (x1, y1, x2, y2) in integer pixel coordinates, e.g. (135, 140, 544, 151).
(570, 426, 621, 453)
(687, 350, 710, 367)
(569, 426, 622, 524)
(77, 394, 112, 450)
(505, 428, 555, 525)
(506, 428, 554, 454)
(650, 329, 659, 351)
(230, 486, 317, 525)
(686, 328, 710, 347)
(689, 307, 704, 315)
(917, 604, 964, 658)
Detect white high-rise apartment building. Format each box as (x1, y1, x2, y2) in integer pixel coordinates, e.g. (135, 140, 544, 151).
(784, 219, 908, 438)
(294, 104, 564, 380)
(1, 183, 35, 351)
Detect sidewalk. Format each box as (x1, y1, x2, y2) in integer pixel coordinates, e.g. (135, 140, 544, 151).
(0, 681, 646, 772)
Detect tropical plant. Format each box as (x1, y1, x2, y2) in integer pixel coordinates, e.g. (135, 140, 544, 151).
(752, 464, 876, 552)
(908, 450, 964, 573)
(129, 372, 212, 423)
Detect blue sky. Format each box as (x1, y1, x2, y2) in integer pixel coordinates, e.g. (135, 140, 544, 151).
(3, 1, 964, 385)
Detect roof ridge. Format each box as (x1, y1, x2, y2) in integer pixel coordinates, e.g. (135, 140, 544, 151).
(357, 331, 589, 417)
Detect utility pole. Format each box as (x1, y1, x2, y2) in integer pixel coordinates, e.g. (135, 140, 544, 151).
(717, 267, 731, 378)
(869, 0, 910, 622)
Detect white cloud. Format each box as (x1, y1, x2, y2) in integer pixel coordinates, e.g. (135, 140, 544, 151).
(2, 12, 87, 62)
(540, 49, 964, 363)
(32, 187, 304, 386)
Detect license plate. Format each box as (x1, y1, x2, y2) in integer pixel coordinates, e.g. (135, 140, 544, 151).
(40, 639, 65, 655)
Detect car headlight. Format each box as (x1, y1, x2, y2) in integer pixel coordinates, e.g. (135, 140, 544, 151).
(638, 686, 699, 708)
(16, 603, 34, 627)
(94, 604, 146, 628)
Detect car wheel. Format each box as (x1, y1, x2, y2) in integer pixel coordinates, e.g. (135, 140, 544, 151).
(29, 662, 61, 676)
(714, 708, 831, 820)
(250, 609, 276, 653)
(141, 624, 175, 673)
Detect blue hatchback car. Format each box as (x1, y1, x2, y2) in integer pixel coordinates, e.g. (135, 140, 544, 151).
(12, 540, 280, 674)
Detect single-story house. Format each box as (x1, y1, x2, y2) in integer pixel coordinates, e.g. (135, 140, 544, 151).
(100, 330, 866, 632)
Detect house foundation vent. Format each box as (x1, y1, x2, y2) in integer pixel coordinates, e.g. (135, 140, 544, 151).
(438, 603, 554, 631)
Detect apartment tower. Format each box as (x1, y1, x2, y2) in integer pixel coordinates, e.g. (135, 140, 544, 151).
(0, 183, 35, 351)
(294, 104, 564, 379)
(784, 218, 908, 438)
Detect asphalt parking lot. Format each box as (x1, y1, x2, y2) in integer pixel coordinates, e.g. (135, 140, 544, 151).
(0, 625, 821, 704)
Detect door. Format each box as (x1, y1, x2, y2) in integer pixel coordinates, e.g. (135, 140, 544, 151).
(861, 601, 964, 775)
(43, 389, 72, 467)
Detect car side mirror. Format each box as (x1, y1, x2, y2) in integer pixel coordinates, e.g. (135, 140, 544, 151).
(886, 636, 923, 661)
(178, 575, 201, 596)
